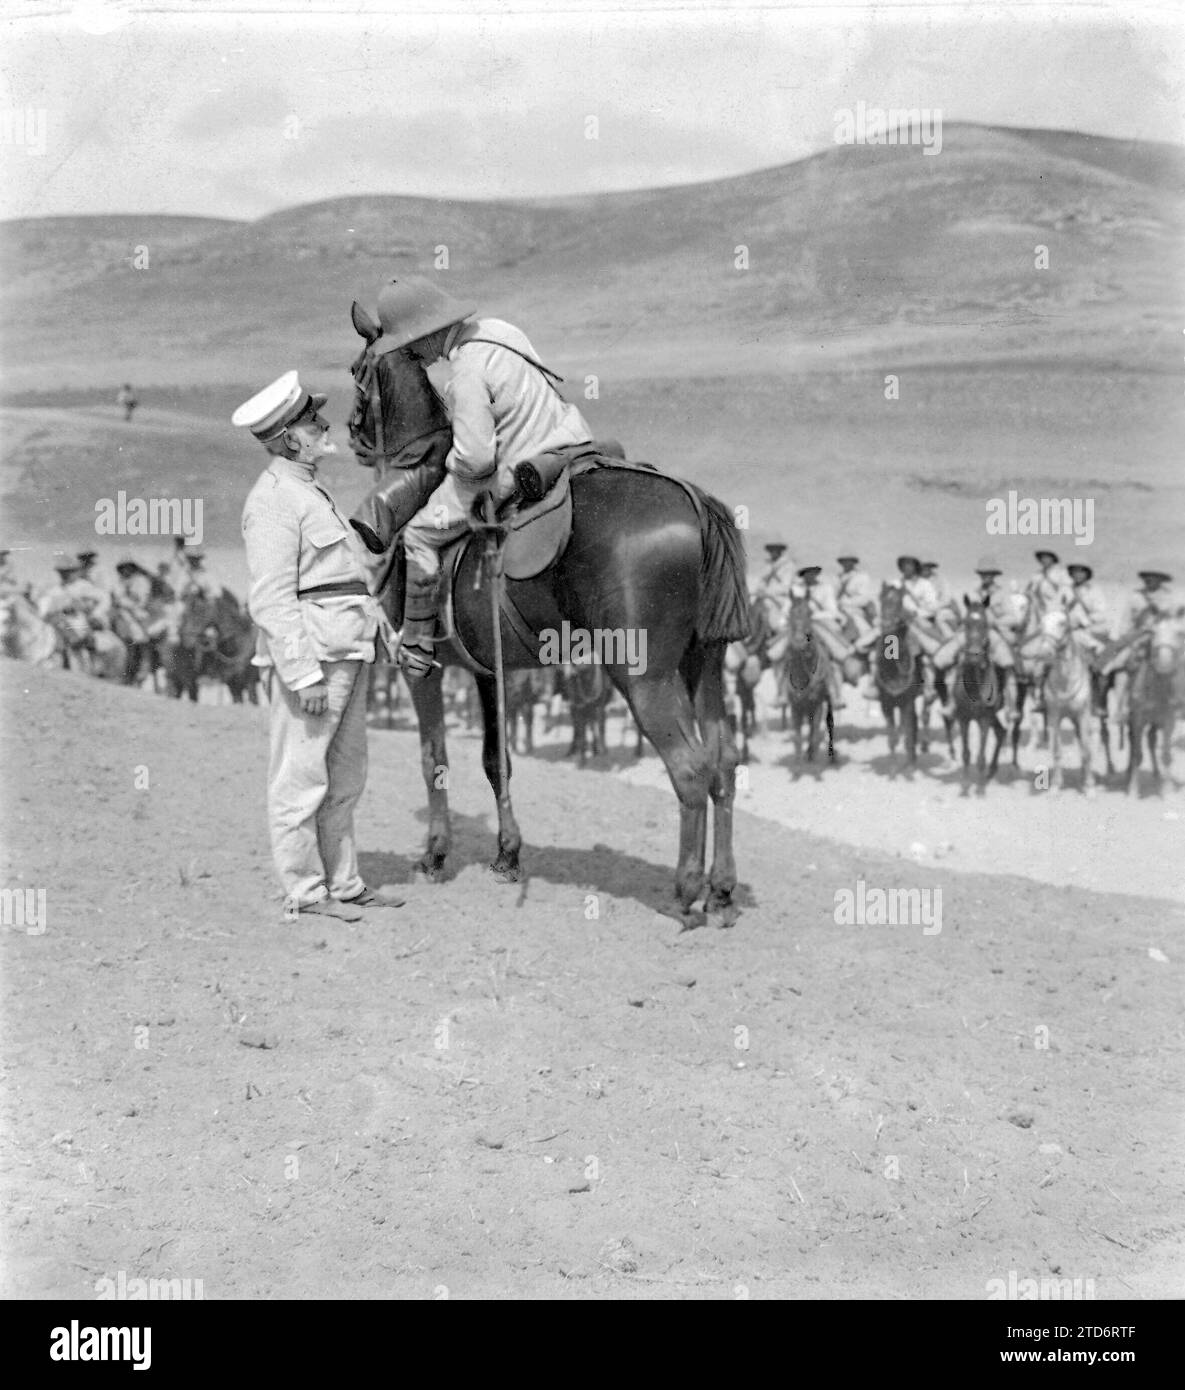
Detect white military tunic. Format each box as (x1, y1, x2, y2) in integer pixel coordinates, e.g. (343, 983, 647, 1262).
(241, 457, 380, 909)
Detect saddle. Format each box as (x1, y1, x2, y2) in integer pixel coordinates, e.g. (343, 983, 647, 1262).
(441, 441, 663, 675)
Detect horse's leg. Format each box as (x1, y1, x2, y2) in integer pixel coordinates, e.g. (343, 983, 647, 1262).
(1049, 710, 1064, 791)
(904, 695, 918, 767)
(1149, 722, 1163, 793)
(881, 700, 897, 759)
(474, 673, 523, 881)
(1126, 716, 1141, 797)
(690, 646, 741, 925)
(960, 717, 972, 792)
(1010, 683, 1024, 765)
(410, 665, 452, 879)
(826, 699, 835, 760)
(1080, 710, 1095, 797)
(624, 671, 711, 924)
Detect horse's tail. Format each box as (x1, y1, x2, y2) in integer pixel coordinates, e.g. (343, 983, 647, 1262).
(691, 486, 750, 645)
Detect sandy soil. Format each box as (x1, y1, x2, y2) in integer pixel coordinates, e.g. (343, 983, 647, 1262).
(2, 661, 1181, 1299)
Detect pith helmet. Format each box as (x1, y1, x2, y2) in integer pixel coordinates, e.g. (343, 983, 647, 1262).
(837, 549, 859, 562)
(1137, 567, 1172, 585)
(797, 564, 823, 578)
(896, 554, 921, 570)
(1034, 548, 1059, 563)
(975, 556, 1002, 575)
(1066, 562, 1093, 580)
(373, 277, 474, 355)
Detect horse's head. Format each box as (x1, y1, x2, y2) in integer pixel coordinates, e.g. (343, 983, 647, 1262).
(347, 300, 451, 470)
(786, 593, 813, 647)
(879, 581, 905, 627)
(962, 597, 991, 663)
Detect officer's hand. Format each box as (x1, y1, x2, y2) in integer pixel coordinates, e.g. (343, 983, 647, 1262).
(298, 682, 329, 716)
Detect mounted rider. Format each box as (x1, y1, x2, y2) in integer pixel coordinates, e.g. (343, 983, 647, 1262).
(835, 549, 876, 651)
(1103, 567, 1181, 715)
(1020, 549, 1073, 710)
(173, 545, 216, 602)
(888, 554, 943, 700)
(1063, 561, 1109, 657)
(39, 556, 110, 668)
(919, 560, 959, 639)
(789, 563, 849, 710)
(367, 277, 595, 679)
(755, 541, 794, 607)
(932, 556, 1018, 714)
(1026, 548, 1070, 612)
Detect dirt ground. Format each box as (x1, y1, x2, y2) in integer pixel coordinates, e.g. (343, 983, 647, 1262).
(1, 660, 1181, 1299)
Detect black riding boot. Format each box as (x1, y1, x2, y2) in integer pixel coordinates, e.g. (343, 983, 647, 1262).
(399, 567, 441, 680)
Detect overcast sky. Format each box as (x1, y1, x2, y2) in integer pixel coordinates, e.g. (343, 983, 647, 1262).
(1, 0, 1182, 221)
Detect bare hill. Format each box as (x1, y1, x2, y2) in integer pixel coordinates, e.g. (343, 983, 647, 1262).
(2, 123, 1182, 390)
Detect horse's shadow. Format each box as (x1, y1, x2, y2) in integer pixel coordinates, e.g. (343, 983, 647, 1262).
(360, 805, 757, 917)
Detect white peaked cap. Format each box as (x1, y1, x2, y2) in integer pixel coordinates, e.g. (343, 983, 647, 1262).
(231, 371, 327, 441)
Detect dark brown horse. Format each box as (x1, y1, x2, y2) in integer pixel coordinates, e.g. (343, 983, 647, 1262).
(557, 663, 612, 763)
(772, 593, 834, 764)
(1125, 619, 1182, 796)
(874, 583, 927, 765)
(951, 598, 1006, 791)
(166, 590, 258, 704)
(345, 305, 750, 926)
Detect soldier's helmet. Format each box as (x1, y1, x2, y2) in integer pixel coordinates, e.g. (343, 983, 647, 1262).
(373, 278, 474, 355)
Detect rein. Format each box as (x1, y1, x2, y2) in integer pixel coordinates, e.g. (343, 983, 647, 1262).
(785, 631, 822, 696)
(876, 619, 916, 699)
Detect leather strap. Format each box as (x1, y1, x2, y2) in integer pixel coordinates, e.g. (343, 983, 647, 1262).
(463, 337, 566, 393)
(297, 581, 369, 599)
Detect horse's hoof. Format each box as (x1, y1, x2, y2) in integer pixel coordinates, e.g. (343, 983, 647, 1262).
(490, 858, 521, 883)
(678, 908, 708, 932)
(418, 857, 447, 883)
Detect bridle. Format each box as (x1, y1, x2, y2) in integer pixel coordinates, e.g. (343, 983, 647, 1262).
(348, 344, 448, 468)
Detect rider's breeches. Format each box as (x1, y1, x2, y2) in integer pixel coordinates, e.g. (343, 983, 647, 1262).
(839, 606, 875, 647)
(811, 617, 851, 664)
(267, 660, 368, 909)
(402, 463, 515, 577)
(932, 630, 1014, 671)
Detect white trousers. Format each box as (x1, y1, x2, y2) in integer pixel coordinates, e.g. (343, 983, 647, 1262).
(402, 464, 516, 576)
(267, 660, 369, 909)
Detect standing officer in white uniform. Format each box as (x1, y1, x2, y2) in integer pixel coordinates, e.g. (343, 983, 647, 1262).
(234, 371, 403, 922)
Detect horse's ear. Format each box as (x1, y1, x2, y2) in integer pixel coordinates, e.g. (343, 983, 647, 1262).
(351, 300, 381, 342)
(964, 593, 973, 608)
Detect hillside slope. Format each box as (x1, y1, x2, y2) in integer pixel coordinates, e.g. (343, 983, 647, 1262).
(2, 124, 1182, 389)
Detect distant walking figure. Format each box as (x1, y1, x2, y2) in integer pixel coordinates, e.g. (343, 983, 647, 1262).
(116, 383, 138, 422)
